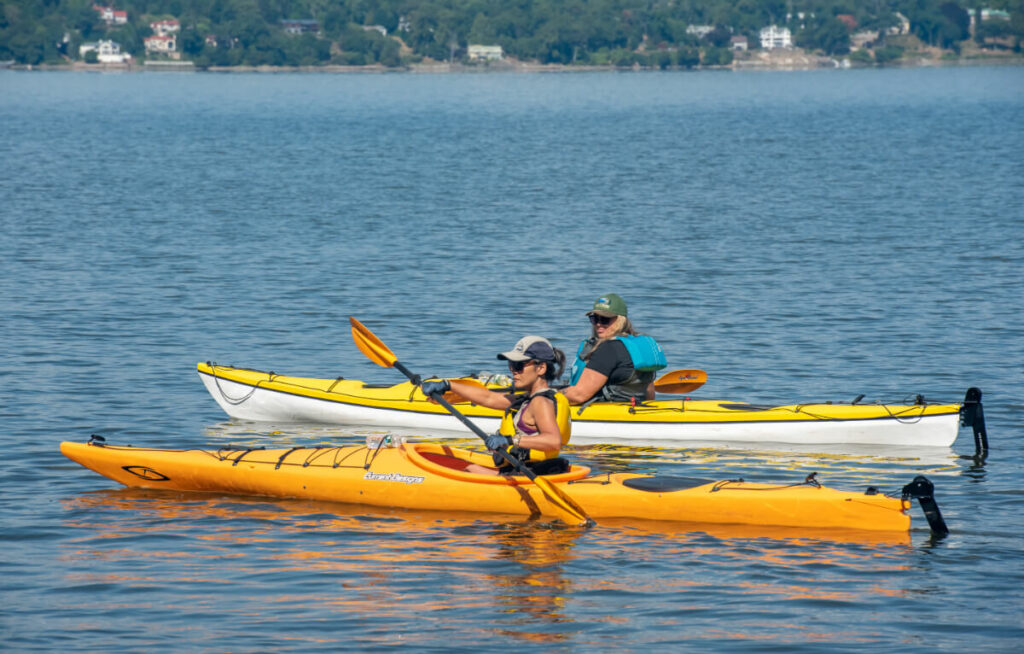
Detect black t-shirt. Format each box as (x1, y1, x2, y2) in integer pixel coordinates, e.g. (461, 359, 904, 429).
(585, 339, 635, 385)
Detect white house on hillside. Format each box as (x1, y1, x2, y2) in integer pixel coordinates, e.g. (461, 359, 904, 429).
(281, 19, 320, 35)
(79, 40, 131, 63)
(760, 25, 792, 50)
(468, 44, 503, 61)
(150, 20, 180, 36)
(92, 5, 127, 25)
(145, 35, 178, 59)
(888, 12, 911, 35)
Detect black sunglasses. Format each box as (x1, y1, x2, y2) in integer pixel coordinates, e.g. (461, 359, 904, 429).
(508, 360, 537, 373)
(589, 314, 615, 326)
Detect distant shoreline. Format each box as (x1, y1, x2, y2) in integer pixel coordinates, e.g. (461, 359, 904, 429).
(8, 53, 1022, 74)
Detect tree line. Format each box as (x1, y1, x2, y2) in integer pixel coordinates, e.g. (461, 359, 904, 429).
(2, 0, 1022, 68)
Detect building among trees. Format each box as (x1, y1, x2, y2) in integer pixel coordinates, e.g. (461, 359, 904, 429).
(760, 25, 793, 50)
(78, 40, 130, 63)
(468, 45, 503, 61)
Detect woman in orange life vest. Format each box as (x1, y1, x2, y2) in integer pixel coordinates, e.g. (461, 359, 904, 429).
(420, 336, 571, 476)
(560, 293, 666, 405)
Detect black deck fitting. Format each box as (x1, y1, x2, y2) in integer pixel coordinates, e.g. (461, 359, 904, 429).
(902, 475, 949, 537)
(960, 387, 988, 459)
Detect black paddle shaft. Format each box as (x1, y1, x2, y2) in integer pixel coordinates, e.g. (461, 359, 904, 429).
(392, 361, 535, 480)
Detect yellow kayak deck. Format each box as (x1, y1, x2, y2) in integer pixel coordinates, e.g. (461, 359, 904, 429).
(61, 439, 935, 533)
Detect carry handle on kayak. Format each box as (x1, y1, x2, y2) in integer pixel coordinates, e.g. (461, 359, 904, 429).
(350, 317, 594, 528)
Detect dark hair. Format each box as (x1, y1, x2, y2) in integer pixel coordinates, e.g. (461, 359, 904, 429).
(537, 348, 566, 382)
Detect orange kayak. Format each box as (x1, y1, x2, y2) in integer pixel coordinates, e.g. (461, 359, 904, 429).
(60, 438, 948, 534)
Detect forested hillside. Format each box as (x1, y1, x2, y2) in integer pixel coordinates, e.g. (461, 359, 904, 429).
(2, 0, 1022, 68)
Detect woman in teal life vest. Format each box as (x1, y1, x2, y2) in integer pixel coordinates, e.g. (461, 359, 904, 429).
(420, 336, 572, 476)
(561, 293, 667, 405)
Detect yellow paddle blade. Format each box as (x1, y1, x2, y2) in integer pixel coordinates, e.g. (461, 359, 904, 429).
(654, 368, 708, 394)
(349, 317, 397, 368)
(532, 475, 594, 528)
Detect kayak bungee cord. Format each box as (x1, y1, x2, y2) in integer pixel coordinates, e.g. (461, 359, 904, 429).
(215, 444, 394, 471)
(207, 362, 263, 406)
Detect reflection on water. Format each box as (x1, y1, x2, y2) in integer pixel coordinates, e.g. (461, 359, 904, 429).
(58, 487, 922, 646)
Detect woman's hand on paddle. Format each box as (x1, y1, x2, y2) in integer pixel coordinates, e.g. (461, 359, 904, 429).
(484, 433, 512, 451)
(420, 379, 451, 396)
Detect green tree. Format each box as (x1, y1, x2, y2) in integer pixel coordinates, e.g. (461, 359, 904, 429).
(323, 6, 352, 39)
(848, 48, 873, 64)
(180, 27, 205, 56)
(874, 44, 904, 65)
(704, 25, 732, 48)
(796, 16, 851, 55)
(675, 45, 700, 68)
(701, 45, 733, 65)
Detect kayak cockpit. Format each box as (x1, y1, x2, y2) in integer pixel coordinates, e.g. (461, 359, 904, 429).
(403, 442, 591, 485)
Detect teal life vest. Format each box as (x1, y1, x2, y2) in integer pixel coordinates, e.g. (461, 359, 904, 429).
(568, 335, 667, 402)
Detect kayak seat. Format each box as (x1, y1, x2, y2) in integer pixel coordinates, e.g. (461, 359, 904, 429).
(622, 476, 714, 492)
(420, 451, 473, 472)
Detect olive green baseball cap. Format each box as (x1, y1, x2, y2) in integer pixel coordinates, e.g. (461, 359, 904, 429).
(587, 293, 628, 317)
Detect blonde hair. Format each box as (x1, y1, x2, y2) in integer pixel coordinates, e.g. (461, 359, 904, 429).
(591, 315, 639, 342)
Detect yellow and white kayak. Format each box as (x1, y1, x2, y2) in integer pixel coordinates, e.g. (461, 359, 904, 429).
(197, 362, 981, 448)
(60, 438, 947, 534)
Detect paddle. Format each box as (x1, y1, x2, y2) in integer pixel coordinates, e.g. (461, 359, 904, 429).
(349, 317, 594, 528)
(653, 368, 707, 394)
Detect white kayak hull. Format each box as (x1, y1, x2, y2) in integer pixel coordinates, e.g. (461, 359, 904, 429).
(198, 367, 965, 447)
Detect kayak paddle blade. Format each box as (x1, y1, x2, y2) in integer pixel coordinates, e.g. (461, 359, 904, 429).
(532, 475, 595, 528)
(350, 317, 398, 368)
(654, 368, 707, 394)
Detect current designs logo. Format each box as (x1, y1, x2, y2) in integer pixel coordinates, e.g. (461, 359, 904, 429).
(363, 471, 425, 485)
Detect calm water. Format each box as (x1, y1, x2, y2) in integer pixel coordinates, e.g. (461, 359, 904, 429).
(1, 67, 1023, 651)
